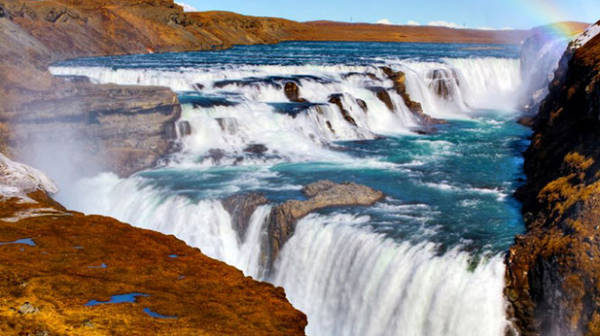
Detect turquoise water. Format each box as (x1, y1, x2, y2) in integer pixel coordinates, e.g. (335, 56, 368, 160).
(136, 114, 528, 254)
(55, 42, 528, 253)
(57, 41, 520, 67)
(53, 41, 529, 335)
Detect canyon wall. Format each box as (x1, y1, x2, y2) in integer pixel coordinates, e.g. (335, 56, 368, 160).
(506, 22, 600, 336)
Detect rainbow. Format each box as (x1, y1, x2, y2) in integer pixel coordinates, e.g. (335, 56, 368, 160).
(516, 0, 589, 38)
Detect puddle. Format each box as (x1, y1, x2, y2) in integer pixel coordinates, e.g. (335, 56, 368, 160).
(85, 293, 149, 306)
(168, 254, 178, 258)
(143, 307, 177, 319)
(88, 263, 107, 269)
(0, 238, 36, 246)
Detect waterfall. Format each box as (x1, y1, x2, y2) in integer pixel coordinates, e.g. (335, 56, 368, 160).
(58, 174, 510, 336)
(51, 47, 525, 336)
(51, 57, 522, 167)
(272, 213, 508, 336)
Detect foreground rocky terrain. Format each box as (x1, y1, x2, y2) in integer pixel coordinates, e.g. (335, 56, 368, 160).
(506, 22, 600, 336)
(0, 154, 307, 335)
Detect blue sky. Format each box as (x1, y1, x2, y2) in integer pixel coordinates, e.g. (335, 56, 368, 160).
(177, 0, 600, 30)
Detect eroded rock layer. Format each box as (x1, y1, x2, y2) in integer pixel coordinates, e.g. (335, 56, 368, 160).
(265, 180, 384, 270)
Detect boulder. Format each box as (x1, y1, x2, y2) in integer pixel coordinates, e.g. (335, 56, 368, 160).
(284, 82, 307, 103)
(380, 66, 443, 125)
(244, 144, 268, 154)
(265, 180, 384, 271)
(326, 121, 335, 134)
(207, 149, 226, 163)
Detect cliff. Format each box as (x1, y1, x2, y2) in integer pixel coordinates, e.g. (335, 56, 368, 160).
(0, 155, 307, 335)
(506, 22, 600, 336)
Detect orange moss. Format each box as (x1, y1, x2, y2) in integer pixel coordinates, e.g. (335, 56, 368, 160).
(565, 152, 595, 171)
(0, 192, 307, 335)
(538, 153, 599, 216)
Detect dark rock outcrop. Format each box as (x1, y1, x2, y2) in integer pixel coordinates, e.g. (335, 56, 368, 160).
(328, 94, 357, 126)
(356, 98, 368, 112)
(222, 193, 269, 241)
(427, 68, 459, 100)
(177, 120, 192, 137)
(244, 144, 269, 154)
(265, 180, 384, 270)
(6, 84, 181, 177)
(284, 82, 307, 103)
(506, 23, 600, 336)
(368, 86, 395, 111)
(380, 66, 442, 125)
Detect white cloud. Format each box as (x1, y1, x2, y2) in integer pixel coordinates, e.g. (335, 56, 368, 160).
(377, 18, 393, 25)
(175, 2, 197, 12)
(377, 18, 515, 30)
(427, 21, 466, 29)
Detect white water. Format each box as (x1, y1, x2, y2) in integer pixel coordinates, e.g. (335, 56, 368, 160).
(51, 58, 521, 167)
(273, 213, 508, 336)
(51, 55, 523, 336)
(60, 173, 271, 275)
(59, 173, 510, 336)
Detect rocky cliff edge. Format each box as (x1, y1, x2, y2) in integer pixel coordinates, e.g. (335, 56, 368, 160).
(506, 21, 600, 336)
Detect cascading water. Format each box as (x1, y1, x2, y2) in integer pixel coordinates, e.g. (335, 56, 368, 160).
(273, 214, 508, 336)
(51, 42, 530, 336)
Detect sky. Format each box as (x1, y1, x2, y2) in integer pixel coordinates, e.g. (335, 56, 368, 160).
(176, 0, 600, 30)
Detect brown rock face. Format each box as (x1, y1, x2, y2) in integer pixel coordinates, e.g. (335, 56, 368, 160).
(380, 66, 443, 126)
(506, 25, 600, 336)
(0, 191, 307, 335)
(284, 82, 307, 103)
(265, 180, 384, 270)
(427, 68, 460, 100)
(222, 193, 269, 241)
(328, 94, 358, 127)
(356, 98, 368, 112)
(368, 86, 395, 111)
(7, 84, 181, 177)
